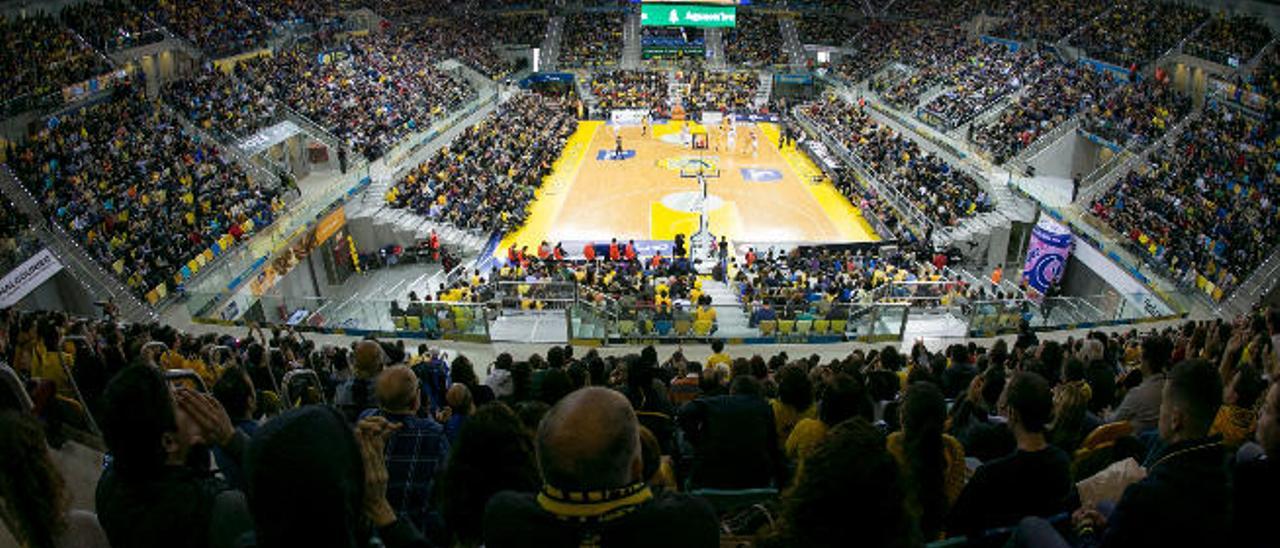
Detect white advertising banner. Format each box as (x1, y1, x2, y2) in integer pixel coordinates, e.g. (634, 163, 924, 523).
(610, 109, 649, 126)
(0, 249, 64, 308)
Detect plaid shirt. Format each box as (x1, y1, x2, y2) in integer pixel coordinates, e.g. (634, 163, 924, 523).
(359, 409, 450, 534)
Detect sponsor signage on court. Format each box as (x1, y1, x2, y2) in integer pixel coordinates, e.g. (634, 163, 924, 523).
(640, 4, 737, 27)
(610, 109, 649, 125)
(597, 150, 637, 161)
(739, 168, 782, 183)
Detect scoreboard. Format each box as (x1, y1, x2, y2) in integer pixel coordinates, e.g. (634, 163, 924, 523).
(639, 2, 739, 28)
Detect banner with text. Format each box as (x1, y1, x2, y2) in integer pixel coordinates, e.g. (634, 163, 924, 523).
(0, 249, 63, 308)
(641, 4, 736, 27)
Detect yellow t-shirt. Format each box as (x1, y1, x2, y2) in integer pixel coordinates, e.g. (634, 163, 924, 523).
(706, 352, 731, 375)
(785, 418, 829, 463)
(770, 400, 816, 447)
(694, 306, 717, 323)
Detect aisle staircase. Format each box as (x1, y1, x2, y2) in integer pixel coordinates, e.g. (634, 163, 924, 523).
(778, 16, 806, 68)
(704, 28, 726, 70)
(755, 71, 773, 110)
(541, 16, 564, 71)
(622, 10, 642, 69)
(699, 279, 755, 338)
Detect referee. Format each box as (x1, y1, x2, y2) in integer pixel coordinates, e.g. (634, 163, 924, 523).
(615, 132, 624, 160)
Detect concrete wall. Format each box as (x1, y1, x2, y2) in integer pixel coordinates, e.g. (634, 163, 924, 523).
(16, 270, 98, 316)
(1029, 132, 1104, 181)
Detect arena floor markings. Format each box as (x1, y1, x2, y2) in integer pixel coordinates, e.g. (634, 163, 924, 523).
(496, 120, 878, 260)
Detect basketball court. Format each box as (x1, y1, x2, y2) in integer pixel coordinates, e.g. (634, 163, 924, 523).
(497, 119, 880, 257)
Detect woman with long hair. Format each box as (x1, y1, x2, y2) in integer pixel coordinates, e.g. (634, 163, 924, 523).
(0, 411, 108, 548)
(886, 382, 965, 540)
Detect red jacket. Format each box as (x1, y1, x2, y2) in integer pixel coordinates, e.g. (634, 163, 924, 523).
(583, 244, 596, 261)
(608, 243, 620, 261)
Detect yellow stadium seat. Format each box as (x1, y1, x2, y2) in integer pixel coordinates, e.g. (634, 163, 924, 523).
(674, 319, 693, 336)
(392, 316, 406, 330)
(795, 320, 812, 336)
(439, 318, 456, 333)
(778, 320, 795, 335)
(812, 319, 830, 334)
(617, 320, 636, 336)
(831, 319, 847, 333)
(406, 316, 422, 331)
(759, 320, 777, 336)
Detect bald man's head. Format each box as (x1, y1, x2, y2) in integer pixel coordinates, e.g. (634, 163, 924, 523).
(354, 340, 386, 378)
(536, 387, 641, 491)
(376, 366, 419, 413)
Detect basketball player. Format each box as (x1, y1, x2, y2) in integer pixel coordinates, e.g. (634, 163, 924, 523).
(749, 131, 759, 159)
(726, 123, 737, 156)
(615, 131, 624, 160)
(681, 121, 691, 149)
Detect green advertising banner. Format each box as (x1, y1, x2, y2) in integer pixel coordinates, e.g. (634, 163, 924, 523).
(640, 4, 737, 27)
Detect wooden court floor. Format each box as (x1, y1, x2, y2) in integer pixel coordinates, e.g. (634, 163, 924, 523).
(497, 120, 879, 256)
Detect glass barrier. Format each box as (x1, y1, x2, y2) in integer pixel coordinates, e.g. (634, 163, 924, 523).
(182, 160, 373, 318)
(190, 292, 492, 339)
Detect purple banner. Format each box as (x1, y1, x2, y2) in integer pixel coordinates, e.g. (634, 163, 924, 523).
(1022, 217, 1072, 302)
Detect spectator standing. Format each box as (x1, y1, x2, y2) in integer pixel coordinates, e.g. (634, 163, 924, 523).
(887, 382, 965, 540)
(357, 366, 450, 538)
(336, 340, 386, 422)
(439, 403, 540, 547)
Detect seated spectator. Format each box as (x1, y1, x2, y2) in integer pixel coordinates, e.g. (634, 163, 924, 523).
(439, 403, 540, 547)
(1185, 14, 1272, 67)
(163, 65, 279, 142)
(357, 365, 450, 537)
(61, 0, 164, 51)
(96, 365, 252, 548)
(1234, 377, 1279, 547)
(887, 381, 965, 540)
(138, 0, 270, 57)
(0, 13, 111, 101)
(561, 13, 621, 67)
(592, 70, 670, 117)
(948, 371, 1072, 536)
(770, 365, 816, 447)
(1079, 78, 1191, 147)
(759, 418, 920, 548)
(484, 387, 719, 547)
(989, 0, 1108, 43)
(1109, 335, 1172, 432)
(787, 373, 872, 463)
(1064, 360, 1229, 547)
(0, 411, 110, 548)
(679, 375, 786, 489)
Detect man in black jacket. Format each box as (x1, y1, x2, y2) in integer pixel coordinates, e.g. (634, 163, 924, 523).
(1073, 359, 1230, 547)
(678, 375, 787, 489)
(483, 387, 718, 547)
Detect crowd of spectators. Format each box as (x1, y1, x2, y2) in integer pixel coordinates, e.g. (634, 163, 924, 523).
(592, 70, 671, 116)
(1079, 77, 1193, 148)
(678, 71, 765, 114)
(386, 93, 577, 234)
(973, 61, 1119, 164)
(417, 15, 525, 80)
(804, 97, 990, 227)
(235, 30, 474, 160)
(1069, 0, 1207, 67)
(1089, 103, 1280, 298)
(8, 85, 286, 299)
(8, 299, 1278, 547)
(894, 0, 1015, 22)
(162, 65, 280, 143)
(243, 0, 341, 27)
(60, 0, 165, 52)
(137, 0, 271, 58)
(796, 14, 860, 47)
(561, 12, 622, 68)
(1185, 14, 1273, 68)
(0, 13, 111, 101)
(0, 202, 39, 275)
(724, 11, 784, 67)
(916, 44, 1036, 129)
(830, 21, 964, 87)
(987, 0, 1108, 44)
